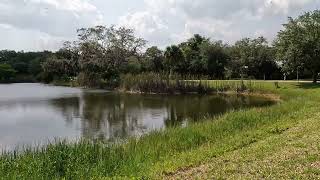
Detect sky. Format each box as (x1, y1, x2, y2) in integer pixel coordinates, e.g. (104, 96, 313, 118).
(0, 0, 319, 51)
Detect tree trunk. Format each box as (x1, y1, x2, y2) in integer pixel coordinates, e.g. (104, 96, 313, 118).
(313, 71, 318, 83)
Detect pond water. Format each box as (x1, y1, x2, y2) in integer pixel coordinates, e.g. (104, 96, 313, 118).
(0, 83, 275, 150)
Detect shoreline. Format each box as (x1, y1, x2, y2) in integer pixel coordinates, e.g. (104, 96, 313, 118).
(1, 81, 303, 179)
(50, 80, 281, 101)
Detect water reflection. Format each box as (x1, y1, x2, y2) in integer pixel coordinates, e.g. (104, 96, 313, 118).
(0, 83, 274, 150)
(49, 92, 274, 140)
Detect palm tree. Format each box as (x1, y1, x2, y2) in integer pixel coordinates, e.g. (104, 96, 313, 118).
(164, 45, 184, 77)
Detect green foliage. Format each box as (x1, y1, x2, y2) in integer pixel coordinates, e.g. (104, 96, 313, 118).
(41, 56, 77, 83)
(161, 34, 279, 80)
(164, 45, 185, 74)
(125, 56, 143, 74)
(59, 25, 147, 87)
(0, 64, 16, 81)
(0, 50, 51, 82)
(77, 72, 105, 88)
(229, 37, 279, 80)
(275, 10, 320, 82)
(200, 41, 229, 79)
(180, 34, 209, 74)
(143, 46, 164, 72)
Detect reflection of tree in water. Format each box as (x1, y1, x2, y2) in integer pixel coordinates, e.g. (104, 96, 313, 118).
(164, 106, 185, 127)
(162, 95, 228, 126)
(49, 97, 81, 126)
(163, 94, 274, 125)
(79, 93, 150, 141)
(49, 92, 274, 141)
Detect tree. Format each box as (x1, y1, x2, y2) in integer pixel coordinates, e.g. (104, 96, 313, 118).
(28, 58, 42, 76)
(0, 64, 16, 81)
(144, 46, 164, 72)
(164, 45, 185, 75)
(229, 37, 276, 79)
(76, 26, 147, 84)
(200, 41, 229, 79)
(41, 56, 75, 82)
(0, 50, 17, 64)
(125, 56, 142, 74)
(274, 10, 320, 83)
(179, 34, 209, 74)
(0, 50, 52, 82)
(77, 25, 146, 70)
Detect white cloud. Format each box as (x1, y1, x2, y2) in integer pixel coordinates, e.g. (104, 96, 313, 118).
(0, 0, 103, 51)
(0, 23, 64, 51)
(119, 0, 320, 47)
(258, 0, 316, 16)
(181, 18, 235, 41)
(0, 0, 319, 51)
(28, 0, 97, 12)
(119, 11, 171, 47)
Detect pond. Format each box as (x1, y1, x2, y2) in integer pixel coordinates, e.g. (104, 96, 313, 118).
(0, 83, 275, 150)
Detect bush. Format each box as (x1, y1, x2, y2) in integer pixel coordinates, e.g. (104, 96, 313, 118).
(0, 64, 16, 82)
(77, 72, 104, 88)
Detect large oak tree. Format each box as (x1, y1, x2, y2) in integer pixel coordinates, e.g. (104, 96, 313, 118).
(275, 10, 320, 83)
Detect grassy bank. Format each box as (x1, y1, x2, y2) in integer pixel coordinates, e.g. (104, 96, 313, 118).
(1, 81, 320, 179)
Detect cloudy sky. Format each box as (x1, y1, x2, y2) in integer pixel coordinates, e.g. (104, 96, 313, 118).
(0, 0, 319, 51)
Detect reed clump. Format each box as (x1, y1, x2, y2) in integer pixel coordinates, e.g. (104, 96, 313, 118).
(120, 73, 213, 94)
(120, 73, 263, 94)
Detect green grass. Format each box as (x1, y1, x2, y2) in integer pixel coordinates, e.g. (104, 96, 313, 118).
(1, 81, 320, 179)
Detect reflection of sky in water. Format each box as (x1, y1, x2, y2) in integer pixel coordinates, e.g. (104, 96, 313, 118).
(0, 83, 274, 151)
(0, 83, 82, 102)
(0, 102, 82, 151)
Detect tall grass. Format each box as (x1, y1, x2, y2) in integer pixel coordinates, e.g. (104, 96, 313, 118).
(120, 73, 265, 94)
(120, 73, 213, 94)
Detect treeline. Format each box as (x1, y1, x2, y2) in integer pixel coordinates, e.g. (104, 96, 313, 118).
(0, 10, 319, 85)
(41, 28, 283, 88)
(0, 51, 52, 82)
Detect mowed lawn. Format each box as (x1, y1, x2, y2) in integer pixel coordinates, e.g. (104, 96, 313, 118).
(168, 81, 320, 179)
(1, 81, 320, 179)
(169, 111, 320, 179)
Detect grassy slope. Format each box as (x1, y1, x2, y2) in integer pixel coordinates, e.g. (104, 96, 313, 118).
(167, 82, 320, 179)
(169, 111, 320, 179)
(1, 81, 320, 179)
